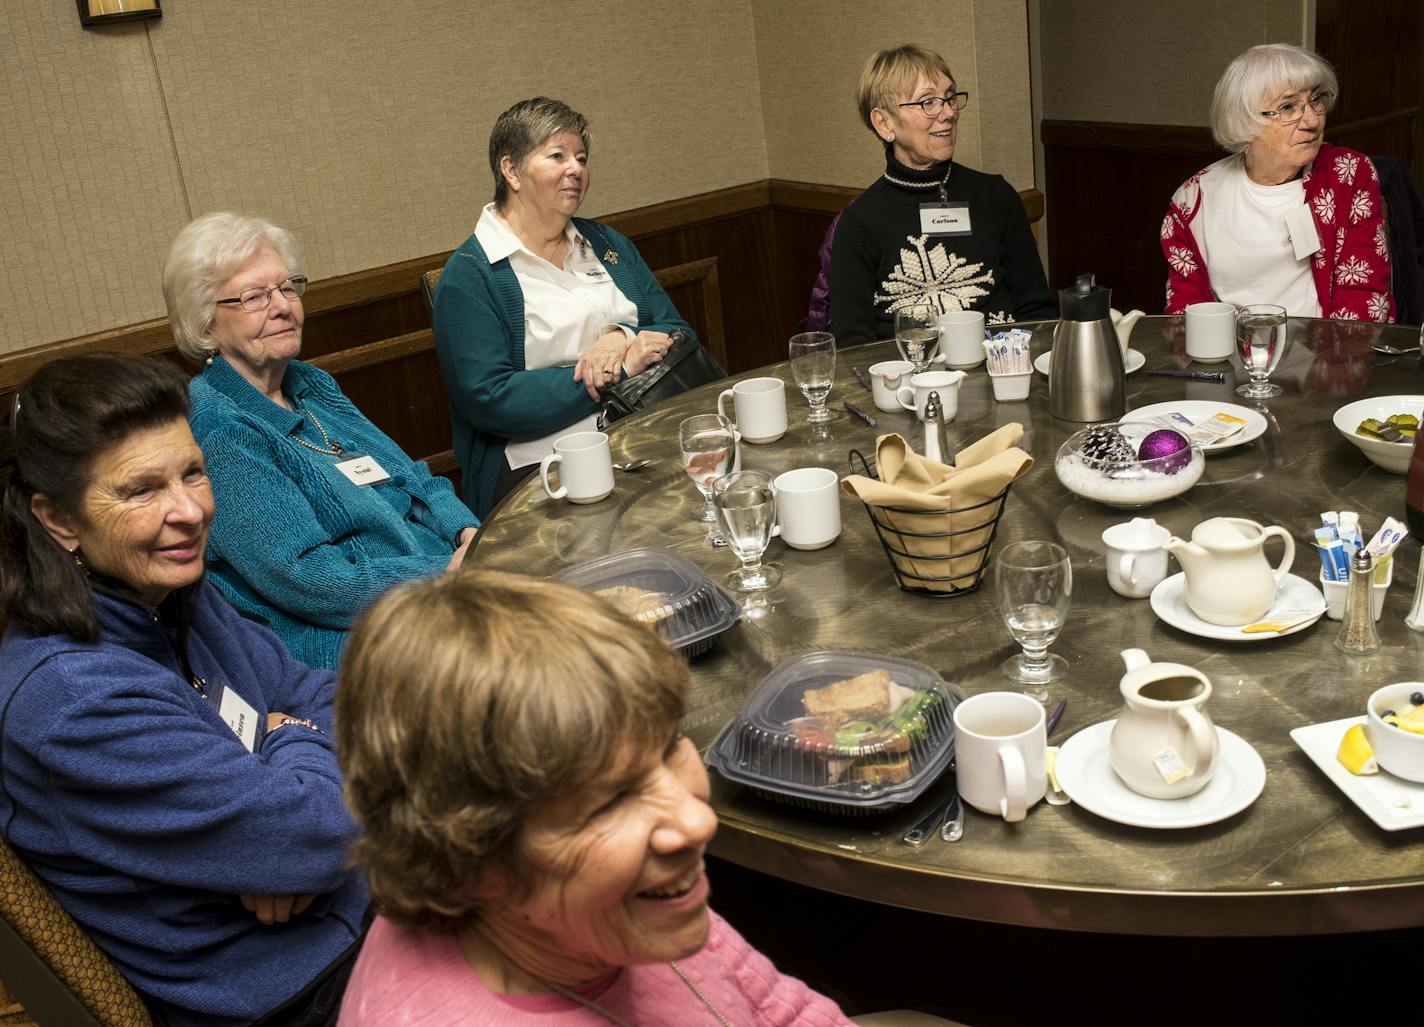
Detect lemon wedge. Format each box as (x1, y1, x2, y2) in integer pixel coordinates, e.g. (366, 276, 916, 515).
(1338, 724, 1379, 775)
(1395, 706, 1424, 735)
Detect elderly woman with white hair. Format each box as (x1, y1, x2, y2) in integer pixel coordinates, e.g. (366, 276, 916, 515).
(165, 213, 479, 670)
(1162, 43, 1394, 322)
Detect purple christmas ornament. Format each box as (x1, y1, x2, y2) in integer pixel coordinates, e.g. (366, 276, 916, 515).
(1137, 429, 1192, 474)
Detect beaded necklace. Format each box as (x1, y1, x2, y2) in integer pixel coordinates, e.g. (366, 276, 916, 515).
(882, 160, 953, 202)
(289, 406, 343, 456)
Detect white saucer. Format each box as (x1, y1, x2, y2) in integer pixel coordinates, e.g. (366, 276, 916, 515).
(1124, 400, 1269, 453)
(1055, 720, 1266, 829)
(1149, 573, 1325, 641)
(1290, 717, 1424, 831)
(1034, 349, 1145, 377)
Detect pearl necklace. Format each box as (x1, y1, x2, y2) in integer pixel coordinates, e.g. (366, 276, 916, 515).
(882, 161, 953, 202)
(289, 407, 343, 456)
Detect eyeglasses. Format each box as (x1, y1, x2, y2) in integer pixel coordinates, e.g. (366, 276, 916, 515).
(215, 276, 308, 313)
(897, 91, 970, 118)
(1260, 92, 1335, 125)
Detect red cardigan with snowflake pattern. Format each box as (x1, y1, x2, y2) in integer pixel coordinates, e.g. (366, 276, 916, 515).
(1161, 143, 1394, 323)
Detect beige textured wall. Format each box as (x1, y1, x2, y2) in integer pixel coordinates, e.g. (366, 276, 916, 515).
(1039, 0, 1310, 125)
(753, 0, 1036, 191)
(2, 0, 1038, 356)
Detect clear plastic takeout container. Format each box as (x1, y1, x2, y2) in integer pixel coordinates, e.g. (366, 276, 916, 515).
(554, 548, 741, 658)
(706, 650, 965, 813)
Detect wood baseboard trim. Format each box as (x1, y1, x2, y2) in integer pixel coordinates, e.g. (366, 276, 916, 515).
(307, 329, 433, 378)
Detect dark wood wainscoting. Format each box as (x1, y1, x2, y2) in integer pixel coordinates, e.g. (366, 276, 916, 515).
(1041, 119, 1219, 315)
(0, 178, 1041, 496)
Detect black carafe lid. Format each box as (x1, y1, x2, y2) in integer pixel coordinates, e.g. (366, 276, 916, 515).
(1058, 273, 1111, 322)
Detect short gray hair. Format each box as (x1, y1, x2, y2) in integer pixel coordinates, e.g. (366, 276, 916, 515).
(161, 212, 303, 362)
(488, 97, 591, 208)
(1210, 43, 1339, 153)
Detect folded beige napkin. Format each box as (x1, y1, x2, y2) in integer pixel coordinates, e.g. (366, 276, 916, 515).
(842, 424, 1034, 592)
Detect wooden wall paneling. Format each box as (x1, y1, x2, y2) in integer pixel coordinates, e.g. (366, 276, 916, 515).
(1041, 120, 1218, 314)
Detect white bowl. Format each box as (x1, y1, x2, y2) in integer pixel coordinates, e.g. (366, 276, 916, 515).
(1366, 682, 1424, 782)
(1332, 396, 1424, 474)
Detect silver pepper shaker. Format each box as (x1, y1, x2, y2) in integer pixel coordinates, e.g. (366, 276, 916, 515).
(1335, 548, 1381, 655)
(923, 390, 950, 464)
(1405, 547, 1424, 632)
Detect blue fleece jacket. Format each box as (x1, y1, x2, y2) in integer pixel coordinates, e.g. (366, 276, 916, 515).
(432, 217, 693, 517)
(189, 356, 478, 669)
(0, 583, 369, 1027)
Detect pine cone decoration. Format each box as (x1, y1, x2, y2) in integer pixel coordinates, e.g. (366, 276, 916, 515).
(1079, 425, 1136, 469)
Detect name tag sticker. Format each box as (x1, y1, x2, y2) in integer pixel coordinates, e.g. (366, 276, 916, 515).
(920, 202, 972, 236)
(335, 454, 391, 487)
(1286, 204, 1322, 261)
(217, 685, 261, 753)
(575, 266, 612, 285)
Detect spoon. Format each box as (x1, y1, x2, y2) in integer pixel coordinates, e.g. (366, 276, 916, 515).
(612, 459, 653, 472)
(1372, 344, 1421, 356)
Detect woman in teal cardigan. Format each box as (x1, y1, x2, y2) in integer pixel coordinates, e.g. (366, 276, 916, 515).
(433, 96, 694, 517)
(166, 213, 479, 670)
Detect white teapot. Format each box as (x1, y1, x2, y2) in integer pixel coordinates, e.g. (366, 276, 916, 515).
(1109, 648, 1219, 800)
(1109, 308, 1144, 357)
(1163, 517, 1295, 626)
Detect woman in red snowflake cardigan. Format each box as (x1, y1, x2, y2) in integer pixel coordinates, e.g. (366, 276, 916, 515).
(1162, 43, 1394, 323)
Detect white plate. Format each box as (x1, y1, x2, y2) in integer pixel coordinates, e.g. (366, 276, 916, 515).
(1034, 349, 1145, 377)
(1056, 720, 1265, 829)
(1290, 717, 1424, 831)
(1123, 400, 1269, 453)
(1149, 573, 1325, 642)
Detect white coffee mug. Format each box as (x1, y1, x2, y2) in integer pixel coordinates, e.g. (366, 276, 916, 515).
(1185, 302, 1236, 363)
(896, 370, 967, 421)
(954, 692, 1048, 822)
(772, 467, 841, 550)
(539, 431, 614, 504)
(717, 377, 788, 444)
(1101, 517, 1172, 599)
(869, 360, 914, 412)
(939, 310, 986, 369)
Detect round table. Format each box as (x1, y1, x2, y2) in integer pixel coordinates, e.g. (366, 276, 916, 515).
(471, 315, 1424, 936)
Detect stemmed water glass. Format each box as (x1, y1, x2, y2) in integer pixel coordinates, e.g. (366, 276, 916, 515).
(712, 470, 782, 592)
(678, 414, 735, 538)
(1235, 303, 1288, 399)
(995, 541, 1072, 699)
(895, 305, 940, 374)
(788, 331, 837, 424)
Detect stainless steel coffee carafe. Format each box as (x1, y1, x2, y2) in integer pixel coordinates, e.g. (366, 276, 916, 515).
(1048, 273, 1126, 422)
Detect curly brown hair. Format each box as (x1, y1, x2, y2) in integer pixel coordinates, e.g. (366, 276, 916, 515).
(335, 569, 690, 931)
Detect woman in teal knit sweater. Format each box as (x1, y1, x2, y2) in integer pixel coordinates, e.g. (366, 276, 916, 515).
(433, 96, 694, 517)
(166, 213, 479, 670)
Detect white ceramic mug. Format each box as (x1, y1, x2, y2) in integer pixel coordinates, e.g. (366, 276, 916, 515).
(772, 467, 841, 550)
(717, 377, 788, 444)
(869, 360, 914, 412)
(1101, 517, 1172, 599)
(539, 431, 614, 504)
(939, 310, 986, 369)
(1185, 302, 1236, 363)
(954, 692, 1048, 822)
(896, 370, 967, 421)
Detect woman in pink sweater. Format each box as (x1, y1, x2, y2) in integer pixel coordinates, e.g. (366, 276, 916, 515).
(332, 570, 857, 1026)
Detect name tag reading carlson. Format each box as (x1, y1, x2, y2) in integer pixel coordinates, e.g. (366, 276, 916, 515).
(335, 454, 391, 487)
(919, 202, 972, 236)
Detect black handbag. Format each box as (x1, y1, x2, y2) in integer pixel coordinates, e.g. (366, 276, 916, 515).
(598, 330, 726, 427)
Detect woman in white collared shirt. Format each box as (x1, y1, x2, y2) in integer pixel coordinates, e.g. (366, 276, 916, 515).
(433, 97, 695, 516)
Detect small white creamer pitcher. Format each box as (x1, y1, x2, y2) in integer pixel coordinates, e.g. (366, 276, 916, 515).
(1109, 648, 1219, 800)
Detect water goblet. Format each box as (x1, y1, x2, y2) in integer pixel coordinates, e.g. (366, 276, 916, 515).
(712, 470, 782, 592)
(1235, 303, 1288, 399)
(788, 331, 837, 424)
(679, 413, 735, 535)
(895, 305, 940, 374)
(995, 540, 1072, 700)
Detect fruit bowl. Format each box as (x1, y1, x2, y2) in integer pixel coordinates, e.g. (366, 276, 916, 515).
(1332, 396, 1424, 475)
(1054, 421, 1204, 509)
(1366, 683, 1424, 782)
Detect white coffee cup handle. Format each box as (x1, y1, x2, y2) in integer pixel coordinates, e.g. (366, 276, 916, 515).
(929, 351, 948, 366)
(1119, 552, 1137, 587)
(896, 385, 917, 411)
(1176, 706, 1216, 777)
(539, 453, 566, 500)
(717, 388, 735, 425)
(998, 746, 1028, 823)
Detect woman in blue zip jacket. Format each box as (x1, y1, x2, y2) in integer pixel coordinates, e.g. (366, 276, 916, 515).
(433, 96, 694, 517)
(0, 354, 369, 1027)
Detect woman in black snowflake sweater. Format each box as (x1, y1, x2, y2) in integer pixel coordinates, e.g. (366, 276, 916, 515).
(828, 44, 1056, 346)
